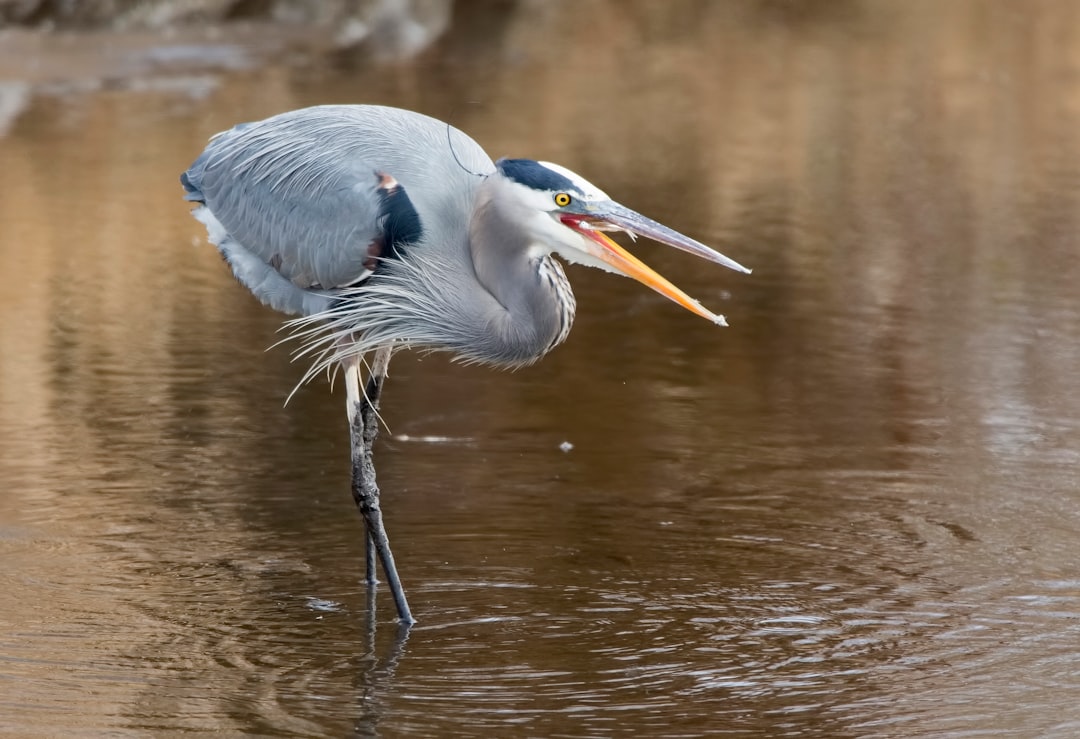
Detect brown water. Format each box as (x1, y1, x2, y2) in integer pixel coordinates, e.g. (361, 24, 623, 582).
(2, 2, 1080, 736)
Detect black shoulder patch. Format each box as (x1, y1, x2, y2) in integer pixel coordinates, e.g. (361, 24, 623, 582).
(369, 172, 422, 270)
(496, 158, 578, 194)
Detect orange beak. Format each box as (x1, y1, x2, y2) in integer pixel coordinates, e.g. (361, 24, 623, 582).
(562, 204, 750, 326)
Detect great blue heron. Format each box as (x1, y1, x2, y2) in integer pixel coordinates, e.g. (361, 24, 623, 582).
(181, 104, 750, 625)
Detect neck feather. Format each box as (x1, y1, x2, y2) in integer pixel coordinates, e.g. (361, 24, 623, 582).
(467, 181, 576, 365)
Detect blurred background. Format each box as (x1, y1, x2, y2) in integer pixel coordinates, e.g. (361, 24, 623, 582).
(1, 1, 1079, 736)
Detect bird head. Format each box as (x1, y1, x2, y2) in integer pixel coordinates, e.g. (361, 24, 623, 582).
(493, 158, 750, 326)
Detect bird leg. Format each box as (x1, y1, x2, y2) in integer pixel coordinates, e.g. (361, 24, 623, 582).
(343, 361, 379, 585)
(359, 365, 383, 587)
(345, 348, 415, 625)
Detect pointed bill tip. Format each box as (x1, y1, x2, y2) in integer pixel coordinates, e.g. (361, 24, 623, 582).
(715, 254, 752, 275)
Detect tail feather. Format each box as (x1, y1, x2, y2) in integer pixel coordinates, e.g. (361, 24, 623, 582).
(180, 171, 204, 203)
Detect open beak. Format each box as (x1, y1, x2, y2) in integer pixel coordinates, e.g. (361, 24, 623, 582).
(561, 202, 750, 326)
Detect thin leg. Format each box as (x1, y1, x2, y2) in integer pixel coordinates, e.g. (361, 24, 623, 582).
(345, 360, 380, 588)
(345, 348, 415, 625)
(344, 361, 374, 584)
(364, 529, 377, 586)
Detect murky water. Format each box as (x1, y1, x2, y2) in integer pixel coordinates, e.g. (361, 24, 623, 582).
(3, 2, 1080, 736)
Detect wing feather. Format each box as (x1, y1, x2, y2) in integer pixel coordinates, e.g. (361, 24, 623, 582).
(182, 105, 494, 302)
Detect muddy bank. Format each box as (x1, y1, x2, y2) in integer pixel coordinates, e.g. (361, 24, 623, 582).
(1, 0, 450, 33)
(0, 0, 458, 134)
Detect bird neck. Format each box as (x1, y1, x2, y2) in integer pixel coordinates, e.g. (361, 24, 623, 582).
(467, 182, 576, 364)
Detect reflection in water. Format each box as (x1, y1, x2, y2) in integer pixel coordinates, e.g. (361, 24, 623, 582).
(2, 1, 1080, 735)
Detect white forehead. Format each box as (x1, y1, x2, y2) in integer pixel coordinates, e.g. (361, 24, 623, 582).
(538, 161, 610, 201)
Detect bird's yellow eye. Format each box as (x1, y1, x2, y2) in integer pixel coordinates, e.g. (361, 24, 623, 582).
(554, 192, 572, 207)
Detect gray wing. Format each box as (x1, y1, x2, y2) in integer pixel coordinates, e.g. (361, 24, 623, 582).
(181, 105, 495, 315)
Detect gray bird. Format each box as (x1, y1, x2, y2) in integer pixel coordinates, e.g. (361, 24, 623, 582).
(182, 104, 750, 625)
